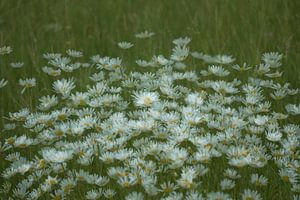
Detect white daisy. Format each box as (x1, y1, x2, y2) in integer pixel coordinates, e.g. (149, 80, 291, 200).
(66, 49, 83, 57)
(19, 78, 37, 93)
(118, 41, 134, 49)
(0, 46, 13, 55)
(53, 78, 75, 99)
(42, 149, 73, 163)
(133, 91, 159, 107)
(134, 30, 155, 38)
(10, 62, 24, 68)
(241, 189, 262, 200)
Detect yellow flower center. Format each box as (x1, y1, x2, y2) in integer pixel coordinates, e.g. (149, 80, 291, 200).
(143, 96, 153, 106)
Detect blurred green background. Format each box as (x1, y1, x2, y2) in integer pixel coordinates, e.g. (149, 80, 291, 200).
(0, 0, 299, 119)
(0, 0, 299, 198)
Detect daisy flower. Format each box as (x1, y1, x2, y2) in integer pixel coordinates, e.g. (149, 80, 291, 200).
(171, 45, 189, 61)
(224, 168, 241, 179)
(134, 30, 155, 38)
(133, 91, 159, 107)
(0, 46, 12, 55)
(136, 59, 150, 67)
(262, 52, 282, 68)
(38, 95, 58, 111)
(10, 62, 24, 68)
(286, 104, 300, 115)
(43, 52, 61, 60)
(19, 78, 36, 93)
(125, 192, 144, 200)
(208, 65, 230, 77)
(220, 179, 235, 190)
(42, 66, 61, 76)
(53, 78, 75, 99)
(214, 54, 235, 64)
(159, 181, 179, 194)
(241, 189, 262, 200)
(232, 63, 252, 71)
(13, 135, 34, 148)
(118, 41, 134, 49)
(66, 49, 83, 57)
(42, 148, 73, 163)
(250, 174, 268, 186)
(172, 37, 191, 46)
(265, 128, 282, 142)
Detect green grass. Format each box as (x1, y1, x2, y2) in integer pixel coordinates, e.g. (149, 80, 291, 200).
(1, 0, 299, 115)
(0, 0, 300, 199)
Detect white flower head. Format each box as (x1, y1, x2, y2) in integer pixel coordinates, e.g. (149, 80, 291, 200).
(185, 92, 204, 106)
(241, 189, 262, 200)
(53, 78, 75, 99)
(220, 179, 235, 190)
(42, 149, 73, 163)
(133, 91, 159, 107)
(286, 104, 300, 115)
(266, 128, 282, 142)
(134, 30, 155, 38)
(10, 62, 24, 68)
(0, 46, 13, 55)
(214, 54, 235, 64)
(66, 49, 83, 57)
(262, 52, 283, 68)
(250, 174, 268, 186)
(172, 37, 191, 47)
(171, 45, 189, 61)
(17, 163, 32, 175)
(14, 135, 33, 148)
(118, 41, 134, 49)
(19, 78, 37, 93)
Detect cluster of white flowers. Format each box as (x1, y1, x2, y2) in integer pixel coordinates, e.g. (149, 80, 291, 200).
(0, 35, 299, 200)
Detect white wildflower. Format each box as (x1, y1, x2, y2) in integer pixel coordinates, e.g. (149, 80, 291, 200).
(118, 41, 134, 49)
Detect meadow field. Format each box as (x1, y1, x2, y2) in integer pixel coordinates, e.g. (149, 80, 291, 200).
(0, 0, 300, 199)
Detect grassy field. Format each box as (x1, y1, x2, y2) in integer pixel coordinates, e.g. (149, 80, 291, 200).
(1, 0, 299, 115)
(0, 0, 300, 199)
